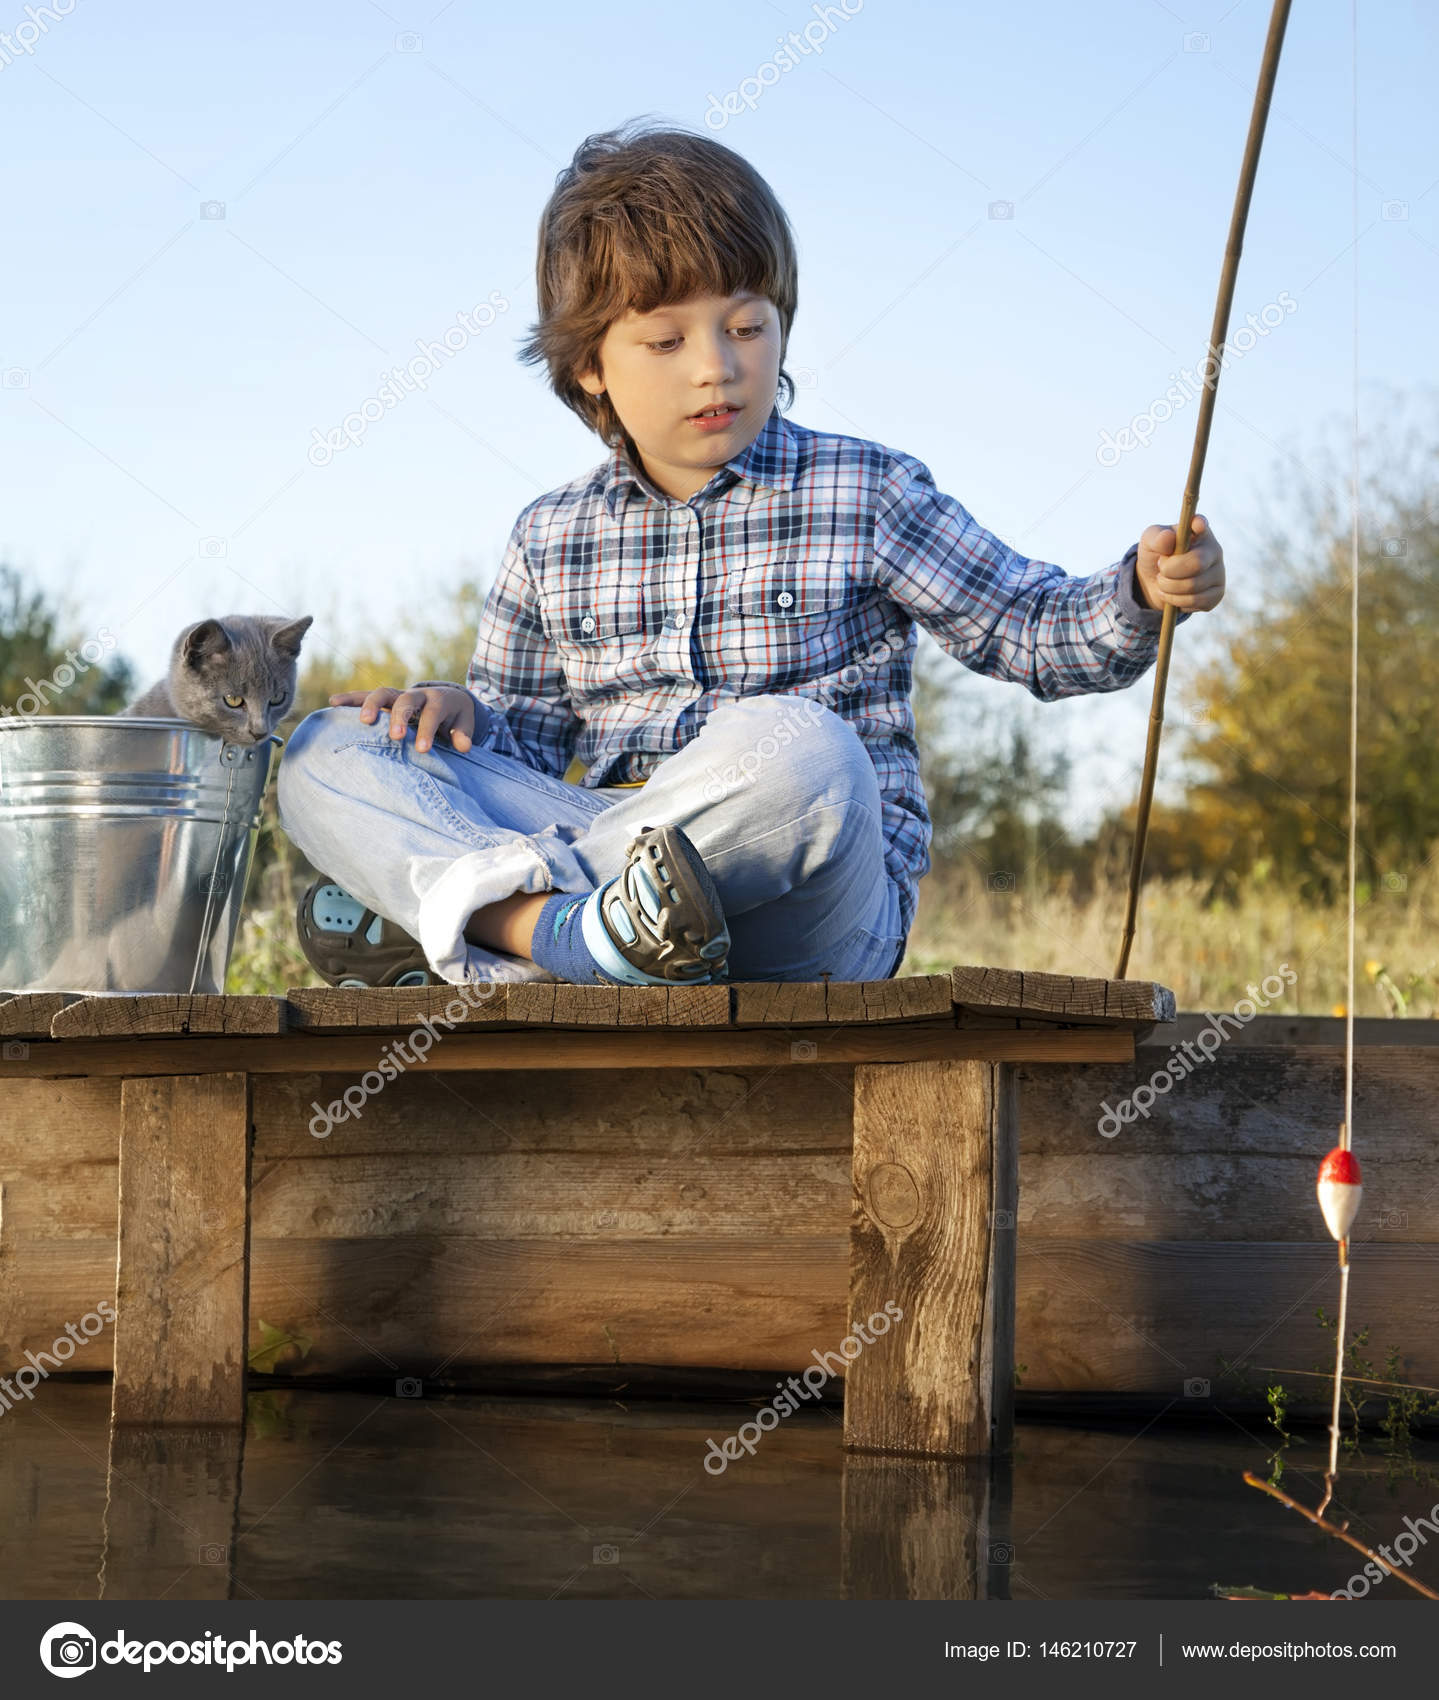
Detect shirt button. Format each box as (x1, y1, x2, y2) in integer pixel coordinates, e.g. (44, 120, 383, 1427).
(579, 614, 596, 634)
(776, 591, 795, 610)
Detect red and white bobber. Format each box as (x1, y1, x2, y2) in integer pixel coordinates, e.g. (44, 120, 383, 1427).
(1316, 1146, 1362, 1242)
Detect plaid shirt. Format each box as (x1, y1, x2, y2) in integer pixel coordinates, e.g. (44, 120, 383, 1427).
(449, 405, 1175, 939)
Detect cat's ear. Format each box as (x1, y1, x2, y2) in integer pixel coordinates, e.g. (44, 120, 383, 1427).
(182, 619, 231, 668)
(270, 615, 313, 660)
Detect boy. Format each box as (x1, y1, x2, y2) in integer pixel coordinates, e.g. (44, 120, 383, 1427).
(278, 121, 1224, 990)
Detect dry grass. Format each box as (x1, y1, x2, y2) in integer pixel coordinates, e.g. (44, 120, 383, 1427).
(905, 866, 1439, 1017)
(225, 849, 1439, 1017)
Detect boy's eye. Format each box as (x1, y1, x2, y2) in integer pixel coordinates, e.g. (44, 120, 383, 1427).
(223, 693, 244, 708)
(644, 323, 768, 353)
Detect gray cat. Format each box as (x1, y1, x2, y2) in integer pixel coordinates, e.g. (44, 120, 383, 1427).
(123, 613, 313, 744)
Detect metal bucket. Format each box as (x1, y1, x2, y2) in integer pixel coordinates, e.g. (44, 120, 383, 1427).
(0, 717, 279, 995)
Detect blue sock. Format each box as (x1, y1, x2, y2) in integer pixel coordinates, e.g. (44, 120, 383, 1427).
(530, 890, 610, 984)
(530, 885, 697, 987)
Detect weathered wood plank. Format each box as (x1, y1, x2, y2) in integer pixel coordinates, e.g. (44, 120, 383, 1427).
(952, 965, 1175, 1028)
(1016, 1240, 1439, 1393)
(505, 983, 731, 1028)
(250, 1152, 848, 1239)
(285, 983, 507, 1032)
(112, 1074, 251, 1425)
(732, 975, 953, 1026)
(0, 993, 81, 1039)
(244, 1236, 849, 1374)
(661, 985, 732, 1027)
(1149, 1013, 1439, 1048)
(16, 1235, 1439, 1395)
(3, 1026, 1132, 1077)
(254, 1066, 856, 1158)
(1017, 1047, 1439, 1153)
(847, 1060, 1015, 1457)
(730, 981, 830, 1025)
(51, 994, 285, 1039)
(253, 1066, 856, 1158)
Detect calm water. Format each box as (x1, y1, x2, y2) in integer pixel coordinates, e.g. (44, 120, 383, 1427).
(3, 1383, 1436, 1601)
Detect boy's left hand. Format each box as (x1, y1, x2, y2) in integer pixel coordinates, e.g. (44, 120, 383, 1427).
(1135, 513, 1226, 613)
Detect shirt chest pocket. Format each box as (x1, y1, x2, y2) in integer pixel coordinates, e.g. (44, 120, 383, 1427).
(724, 560, 855, 621)
(722, 557, 862, 685)
(537, 569, 648, 649)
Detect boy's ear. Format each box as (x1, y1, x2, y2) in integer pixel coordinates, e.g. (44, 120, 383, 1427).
(577, 367, 604, 396)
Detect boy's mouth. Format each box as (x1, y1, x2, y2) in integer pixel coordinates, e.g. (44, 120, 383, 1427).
(687, 403, 741, 431)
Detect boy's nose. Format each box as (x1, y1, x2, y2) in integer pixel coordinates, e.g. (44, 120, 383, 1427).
(689, 330, 737, 385)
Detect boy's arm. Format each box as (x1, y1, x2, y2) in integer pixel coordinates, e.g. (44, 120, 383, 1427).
(873, 451, 1192, 702)
(416, 520, 581, 777)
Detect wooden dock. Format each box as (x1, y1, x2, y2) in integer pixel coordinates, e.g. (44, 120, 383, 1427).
(4, 973, 1434, 1449)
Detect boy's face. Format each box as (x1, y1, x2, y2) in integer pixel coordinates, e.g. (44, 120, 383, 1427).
(577, 291, 782, 502)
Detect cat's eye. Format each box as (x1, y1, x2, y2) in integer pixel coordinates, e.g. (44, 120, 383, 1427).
(223, 694, 244, 708)
(269, 691, 287, 706)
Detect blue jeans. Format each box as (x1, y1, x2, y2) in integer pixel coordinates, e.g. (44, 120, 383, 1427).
(275, 693, 907, 985)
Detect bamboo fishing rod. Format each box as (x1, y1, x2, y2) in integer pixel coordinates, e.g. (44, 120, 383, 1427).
(1113, 0, 1294, 979)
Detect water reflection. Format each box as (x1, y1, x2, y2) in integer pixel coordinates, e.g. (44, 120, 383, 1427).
(1, 1385, 1434, 1601)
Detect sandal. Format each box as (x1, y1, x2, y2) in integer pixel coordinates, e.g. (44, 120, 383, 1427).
(296, 878, 434, 988)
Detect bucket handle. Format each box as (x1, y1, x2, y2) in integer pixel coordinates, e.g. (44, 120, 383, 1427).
(189, 733, 283, 993)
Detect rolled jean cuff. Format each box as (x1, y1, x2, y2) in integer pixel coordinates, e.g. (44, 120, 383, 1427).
(415, 837, 577, 985)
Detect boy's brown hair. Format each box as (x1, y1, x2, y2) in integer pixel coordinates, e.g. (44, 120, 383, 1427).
(518, 118, 800, 449)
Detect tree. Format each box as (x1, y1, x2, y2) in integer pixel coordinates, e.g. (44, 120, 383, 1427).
(0, 565, 136, 715)
(912, 638, 1075, 888)
(1104, 421, 1439, 904)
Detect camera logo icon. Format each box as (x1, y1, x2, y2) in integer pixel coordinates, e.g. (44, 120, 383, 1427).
(989, 1209, 1016, 1230)
(40, 1622, 97, 1677)
(199, 1542, 227, 1563)
(1382, 537, 1407, 557)
(790, 1040, 817, 1062)
(1184, 1376, 1211, 1398)
(395, 31, 422, 52)
(1183, 31, 1210, 51)
(987, 871, 1016, 893)
(988, 1541, 1014, 1564)
(4, 367, 30, 389)
(1381, 200, 1408, 221)
(395, 1376, 423, 1398)
(198, 536, 228, 558)
(200, 200, 226, 220)
(3, 1040, 30, 1060)
(987, 200, 1014, 220)
(592, 1543, 620, 1564)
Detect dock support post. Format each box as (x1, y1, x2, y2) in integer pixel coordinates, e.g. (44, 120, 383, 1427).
(112, 1073, 252, 1425)
(846, 1059, 1017, 1457)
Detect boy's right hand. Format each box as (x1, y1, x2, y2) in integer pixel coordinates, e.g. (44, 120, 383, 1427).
(328, 685, 479, 754)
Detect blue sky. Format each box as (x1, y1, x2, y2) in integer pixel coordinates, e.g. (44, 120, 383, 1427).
(2, 0, 1433, 827)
